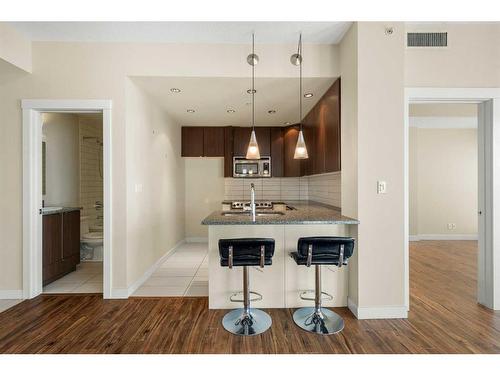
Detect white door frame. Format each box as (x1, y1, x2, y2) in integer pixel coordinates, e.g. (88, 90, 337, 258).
(22, 99, 113, 299)
(404, 88, 500, 311)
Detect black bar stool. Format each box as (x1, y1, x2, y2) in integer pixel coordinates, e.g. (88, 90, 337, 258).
(219, 238, 275, 336)
(290, 236, 355, 335)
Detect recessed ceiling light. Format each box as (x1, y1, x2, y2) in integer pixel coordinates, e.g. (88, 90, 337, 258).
(304, 93, 313, 98)
(284, 122, 291, 125)
(268, 110, 276, 114)
(247, 89, 257, 94)
(186, 109, 195, 113)
(227, 109, 236, 113)
(170, 88, 181, 93)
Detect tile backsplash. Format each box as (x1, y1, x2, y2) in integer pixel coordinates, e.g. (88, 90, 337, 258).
(307, 172, 341, 207)
(224, 171, 341, 208)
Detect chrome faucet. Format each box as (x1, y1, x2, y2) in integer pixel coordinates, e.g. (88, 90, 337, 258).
(250, 183, 256, 222)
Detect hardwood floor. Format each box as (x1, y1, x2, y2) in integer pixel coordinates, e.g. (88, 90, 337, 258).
(1, 240, 499, 353)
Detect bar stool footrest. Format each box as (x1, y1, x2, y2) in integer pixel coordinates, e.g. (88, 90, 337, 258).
(299, 290, 334, 302)
(230, 291, 263, 303)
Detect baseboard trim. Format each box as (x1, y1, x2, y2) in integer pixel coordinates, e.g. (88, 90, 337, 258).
(109, 289, 128, 299)
(348, 297, 408, 319)
(185, 237, 208, 243)
(410, 234, 478, 241)
(0, 290, 23, 299)
(126, 239, 186, 297)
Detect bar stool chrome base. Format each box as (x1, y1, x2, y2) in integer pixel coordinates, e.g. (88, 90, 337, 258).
(293, 307, 344, 335)
(222, 308, 272, 336)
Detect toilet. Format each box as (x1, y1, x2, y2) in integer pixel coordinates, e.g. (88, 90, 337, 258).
(80, 216, 103, 261)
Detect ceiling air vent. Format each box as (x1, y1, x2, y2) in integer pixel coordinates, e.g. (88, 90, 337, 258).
(407, 32, 447, 47)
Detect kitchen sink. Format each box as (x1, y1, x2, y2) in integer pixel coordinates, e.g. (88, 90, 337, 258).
(221, 211, 285, 217)
(256, 212, 285, 217)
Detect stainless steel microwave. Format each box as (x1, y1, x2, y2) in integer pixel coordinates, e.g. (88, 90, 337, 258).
(233, 157, 271, 178)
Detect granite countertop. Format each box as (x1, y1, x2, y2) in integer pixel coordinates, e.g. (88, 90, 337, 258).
(41, 207, 81, 215)
(202, 201, 359, 225)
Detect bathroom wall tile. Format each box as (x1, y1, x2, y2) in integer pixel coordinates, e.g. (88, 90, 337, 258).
(79, 116, 103, 226)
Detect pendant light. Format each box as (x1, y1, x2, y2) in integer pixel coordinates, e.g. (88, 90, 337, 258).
(292, 34, 309, 159)
(246, 33, 261, 159)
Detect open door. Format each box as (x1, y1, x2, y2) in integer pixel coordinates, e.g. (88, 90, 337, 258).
(477, 100, 492, 307)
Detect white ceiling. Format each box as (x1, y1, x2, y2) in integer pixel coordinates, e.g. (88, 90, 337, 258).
(8, 22, 351, 44)
(133, 76, 337, 126)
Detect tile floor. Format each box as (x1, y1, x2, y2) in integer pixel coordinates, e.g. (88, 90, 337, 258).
(0, 300, 22, 314)
(43, 261, 103, 294)
(132, 242, 208, 297)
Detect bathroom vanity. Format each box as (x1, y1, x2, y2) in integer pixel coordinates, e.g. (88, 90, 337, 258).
(42, 208, 81, 285)
(202, 201, 359, 309)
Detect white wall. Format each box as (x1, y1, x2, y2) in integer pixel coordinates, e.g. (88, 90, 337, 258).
(339, 22, 407, 317)
(0, 37, 338, 293)
(125, 80, 185, 287)
(405, 23, 500, 87)
(185, 158, 225, 239)
(356, 22, 406, 313)
(0, 23, 32, 73)
(41, 113, 80, 207)
(410, 126, 478, 238)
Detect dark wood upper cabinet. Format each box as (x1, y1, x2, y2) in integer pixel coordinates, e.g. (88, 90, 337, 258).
(181, 127, 204, 157)
(180, 78, 340, 175)
(254, 127, 271, 156)
(232, 127, 252, 157)
(203, 127, 225, 157)
(232, 126, 271, 157)
(324, 79, 341, 172)
(300, 120, 316, 177)
(224, 126, 234, 177)
(270, 127, 284, 177)
(283, 125, 302, 177)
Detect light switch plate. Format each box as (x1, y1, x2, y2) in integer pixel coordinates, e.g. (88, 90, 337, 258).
(377, 181, 387, 194)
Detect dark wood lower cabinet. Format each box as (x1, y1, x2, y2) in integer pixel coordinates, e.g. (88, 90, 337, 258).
(43, 210, 80, 286)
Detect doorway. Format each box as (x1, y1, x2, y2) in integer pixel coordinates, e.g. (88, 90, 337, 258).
(408, 103, 479, 313)
(404, 88, 500, 311)
(41, 112, 104, 294)
(22, 100, 112, 299)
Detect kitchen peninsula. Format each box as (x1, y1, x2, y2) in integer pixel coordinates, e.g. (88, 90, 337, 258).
(202, 201, 359, 309)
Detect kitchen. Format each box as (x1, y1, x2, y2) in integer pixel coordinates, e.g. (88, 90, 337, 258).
(132, 37, 359, 335)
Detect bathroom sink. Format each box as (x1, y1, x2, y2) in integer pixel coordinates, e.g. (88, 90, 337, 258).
(41, 206, 63, 213)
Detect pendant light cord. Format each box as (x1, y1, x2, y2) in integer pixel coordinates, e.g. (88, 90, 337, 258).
(299, 33, 303, 131)
(252, 33, 255, 131)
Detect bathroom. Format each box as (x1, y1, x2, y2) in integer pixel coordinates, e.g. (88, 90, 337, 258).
(41, 112, 104, 293)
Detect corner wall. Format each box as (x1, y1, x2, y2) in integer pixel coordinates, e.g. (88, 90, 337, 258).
(125, 80, 185, 288)
(356, 22, 406, 314)
(0, 23, 32, 73)
(341, 22, 407, 318)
